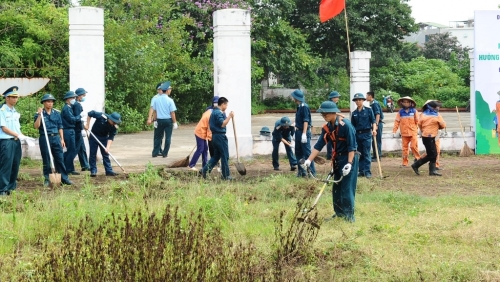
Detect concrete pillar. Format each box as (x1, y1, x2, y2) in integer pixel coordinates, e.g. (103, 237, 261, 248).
(469, 49, 475, 131)
(69, 7, 105, 113)
(213, 9, 252, 158)
(349, 51, 371, 112)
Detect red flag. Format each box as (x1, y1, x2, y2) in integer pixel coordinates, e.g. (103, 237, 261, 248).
(319, 0, 345, 23)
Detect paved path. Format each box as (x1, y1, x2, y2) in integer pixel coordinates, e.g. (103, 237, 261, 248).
(112, 112, 471, 167)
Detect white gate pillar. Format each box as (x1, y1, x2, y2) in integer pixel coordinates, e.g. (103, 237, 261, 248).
(469, 49, 475, 131)
(349, 51, 371, 112)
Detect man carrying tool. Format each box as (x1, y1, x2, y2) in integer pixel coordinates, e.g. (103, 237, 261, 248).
(291, 89, 315, 177)
(61, 91, 81, 175)
(271, 116, 297, 171)
(73, 88, 90, 171)
(199, 97, 234, 180)
(392, 96, 421, 167)
(350, 93, 376, 178)
(84, 111, 122, 177)
(302, 101, 358, 222)
(366, 91, 384, 162)
(34, 94, 73, 186)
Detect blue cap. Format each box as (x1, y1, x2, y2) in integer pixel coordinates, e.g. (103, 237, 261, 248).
(41, 94, 56, 103)
(280, 117, 291, 126)
(63, 91, 77, 100)
(75, 88, 87, 96)
(352, 93, 366, 101)
(106, 112, 122, 124)
(317, 101, 340, 113)
(328, 91, 340, 99)
(3, 86, 19, 97)
(156, 83, 162, 90)
(160, 81, 171, 91)
(212, 96, 219, 103)
(291, 89, 305, 102)
(260, 126, 271, 136)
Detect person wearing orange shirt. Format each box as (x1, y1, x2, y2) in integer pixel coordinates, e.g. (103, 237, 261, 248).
(392, 96, 420, 167)
(188, 96, 219, 170)
(411, 100, 446, 176)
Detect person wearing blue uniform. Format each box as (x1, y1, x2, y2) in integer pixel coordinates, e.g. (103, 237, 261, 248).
(326, 91, 341, 160)
(0, 86, 26, 195)
(34, 94, 73, 186)
(303, 101, 359, 222)
(151, 81, 178, 158)
(73, 88, 90, 171)
(271, 117, 297, 171)
(291, 89, 315, 177)
(84, 111, 122, 177)
(366, 91, 384, 161)
(350, 93, 376, 178)
(61, 91, 81, 175)
(199, 97, 234, 180)
(147, 83, 164, 157)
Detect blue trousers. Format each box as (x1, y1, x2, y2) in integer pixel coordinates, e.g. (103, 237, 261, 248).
(202, 134, 230, 179)
(75, 130, 89, 169)
(294, 130, 315, 176)
(189, 135, 208, 168)
(89, 134, 113, 174)
(0, 139, 22, 192)
(332, 154, 359, 222)
(63, 129, 78, 173)
(39, 135, 70, 182)
(356, 133, 372, 175)
(272, 138, 297, 169)
(372, 122, 383, 159)
(153, 118, 173, 157)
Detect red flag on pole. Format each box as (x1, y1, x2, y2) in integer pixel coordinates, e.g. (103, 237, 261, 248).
(319, 0, 345, 23)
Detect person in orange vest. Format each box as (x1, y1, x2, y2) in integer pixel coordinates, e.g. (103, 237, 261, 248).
(188, 96, 219, 170)
(392, 96, 420, 167)
(411, 100, 446, 176)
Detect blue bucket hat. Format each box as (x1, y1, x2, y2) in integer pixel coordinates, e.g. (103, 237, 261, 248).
(212, 96, 220, 103)
(75, 88, 88, 96)
(3, 86, 19, 97)
(41, 94, 56, 104)
(106, 112, 122, 124)
(160, 81, 171, 91)
(291, 89, 305, 102)
(280, 117, 291, 126)
(63, 91, 77, 100)
(328, 91, 340, 99)
(260, 126, 271, 136)
(317, 101, 341, 113)
(352, 93, 366, 101)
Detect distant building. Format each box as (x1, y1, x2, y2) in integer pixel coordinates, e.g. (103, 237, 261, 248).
(404, 20, 474, 49)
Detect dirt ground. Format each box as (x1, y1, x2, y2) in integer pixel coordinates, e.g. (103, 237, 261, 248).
(14, 154, 500, 197)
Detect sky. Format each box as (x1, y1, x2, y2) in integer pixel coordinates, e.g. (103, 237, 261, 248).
(408, 0, 500, 26)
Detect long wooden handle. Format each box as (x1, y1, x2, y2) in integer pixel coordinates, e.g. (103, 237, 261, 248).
(232, 117, 240, 162)
(88, 130, 125, 172)
(373, 135, 383, 178)
(188, 145, 197, 157)
(40, 111, 56, 172)
(456, 106, 467, 140)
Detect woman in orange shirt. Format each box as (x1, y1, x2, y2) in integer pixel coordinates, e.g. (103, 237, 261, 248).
(188, 96, 219, 170)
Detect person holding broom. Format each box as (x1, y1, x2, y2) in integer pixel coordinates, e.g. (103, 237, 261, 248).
(188, 96, 219, 170)
(302, 101, 358, 222)
(271, 116, 297, 171)
(411, 100, 446, 176)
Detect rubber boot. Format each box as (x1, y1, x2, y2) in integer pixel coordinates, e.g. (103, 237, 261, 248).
(411, 158, 424, 175)
(429, 163, 442, 176)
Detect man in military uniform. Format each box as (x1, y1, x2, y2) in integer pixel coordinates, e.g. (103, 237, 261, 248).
(73, 88, 90, 171)
(34, 94, 73, 186)
(0, 86, 27, 195)
(291, 89, 315, 177)
(303, 101, 359, 222)
(147, 83, 163, 157)
(366, 91, 384, 161)
(350, 93, 376, 178)
(150, 82, 178, 158)
(326, 91, 341, 160)
(271, 117, 297, 171)
(84, 111, 122, 177)
(61, 91, 81, 175)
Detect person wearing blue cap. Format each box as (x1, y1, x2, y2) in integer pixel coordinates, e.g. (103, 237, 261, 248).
(61, 91, 81, 175)
(366, 91, 384, 162)
(350, 93, 376, 178)
(0, 86, 27, 195)
(34, 94, 73, 186)
(150, 81, 178, 158)
(271, 116, 297, 171)
(73, 88, 90, 171)
(290, 89, 315, 177)
(147, 83, 164, 157)
(303, 101, 358, 222)
(84, 111, 122, 177)
(188, 96, 219, 170)
(326, 91, 341, 160)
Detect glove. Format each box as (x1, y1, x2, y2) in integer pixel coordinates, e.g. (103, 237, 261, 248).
(173, 122, 178, 129)
(154, 121, 158, 128)
(17, 133, 27, 141)
(342, 163, 352, 176)
(301, 133, 307, 143)
(25, 137, 36, 147)
(80, 112, 87, 119)
(82, 130, 87, 137)
(304, 159, 311, 167)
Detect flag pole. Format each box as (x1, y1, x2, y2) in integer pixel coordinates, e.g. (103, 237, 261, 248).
(343, 2, 352, 81)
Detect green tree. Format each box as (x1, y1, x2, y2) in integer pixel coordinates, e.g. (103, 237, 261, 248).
(423, 32, 470, 61)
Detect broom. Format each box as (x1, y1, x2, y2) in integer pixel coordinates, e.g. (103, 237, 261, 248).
(167, 145, 197, 168)
(456, 106, 473, 157)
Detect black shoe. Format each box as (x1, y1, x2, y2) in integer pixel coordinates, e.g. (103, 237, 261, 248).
(62, 180, 73, 185)
(70, 171, 80, 175)
(411, 163, 420, 175)
(291, 166, 297, 171)
(274, 167, 280, 171)
(81, 167, 90, 171)
(198, 169, 207, 179)
(365, 173, 372, 178)
(162, 155, 168, 158)
(106, 172, 118, 176)
(429, 163, 442, 176)
(152, 153, 162, 158)
(358, 171, 365, 177)
(0, 191, 8, 196)
(90, 173, 97, 177)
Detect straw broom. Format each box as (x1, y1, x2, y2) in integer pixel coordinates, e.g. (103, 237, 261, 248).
(167, 146, 197, 168)
(456, 106, 473, 157)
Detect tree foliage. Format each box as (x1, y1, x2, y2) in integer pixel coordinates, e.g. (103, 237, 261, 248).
(423, 32, 471, 61)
